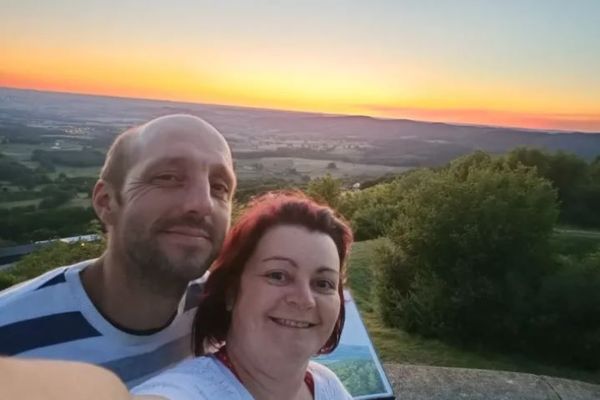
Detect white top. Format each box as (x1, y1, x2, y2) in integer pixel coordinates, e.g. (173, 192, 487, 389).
(0, 260, 197, 388)
(131, 356, 353, 399)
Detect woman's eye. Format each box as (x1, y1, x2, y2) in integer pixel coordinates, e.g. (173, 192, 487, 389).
(314, 279, 336, 291)
(265, 271, 288, 284)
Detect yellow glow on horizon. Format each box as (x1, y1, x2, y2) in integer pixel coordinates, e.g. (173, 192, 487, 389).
(2, 42, 599, 132)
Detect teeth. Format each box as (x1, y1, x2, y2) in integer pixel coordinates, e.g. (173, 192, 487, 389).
(272, 318, 312, 328)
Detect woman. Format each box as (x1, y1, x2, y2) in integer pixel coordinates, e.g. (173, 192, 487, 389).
(132, 192, 354, 400)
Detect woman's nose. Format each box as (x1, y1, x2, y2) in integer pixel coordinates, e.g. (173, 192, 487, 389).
(285, 281, 316, 310)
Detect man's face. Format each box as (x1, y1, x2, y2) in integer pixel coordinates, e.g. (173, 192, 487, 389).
(111, 119, 235, 290)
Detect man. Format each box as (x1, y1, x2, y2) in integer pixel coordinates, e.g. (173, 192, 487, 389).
(0, 114, 236, 387)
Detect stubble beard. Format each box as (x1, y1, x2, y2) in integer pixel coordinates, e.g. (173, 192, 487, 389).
(122, 226, 223, 298)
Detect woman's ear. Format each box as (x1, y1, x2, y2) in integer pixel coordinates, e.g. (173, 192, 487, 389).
(225, 290, 235, 312)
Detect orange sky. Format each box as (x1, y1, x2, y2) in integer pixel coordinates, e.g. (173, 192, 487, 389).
(2, 1, 599, 132)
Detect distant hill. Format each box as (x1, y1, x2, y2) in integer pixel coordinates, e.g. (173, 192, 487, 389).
(1, 87, 599, 166)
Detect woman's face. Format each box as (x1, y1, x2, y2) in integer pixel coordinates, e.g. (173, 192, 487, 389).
(227, 224, 341, 362)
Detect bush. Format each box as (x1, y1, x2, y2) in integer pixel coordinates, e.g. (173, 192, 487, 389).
(306, 174, 342, 208)
(1, 240, 105, 290)
(0, 272, 19, 291)
(340, 169, 429, 240)
(529, 250, 600, 369)
(374, 152, 559, 348)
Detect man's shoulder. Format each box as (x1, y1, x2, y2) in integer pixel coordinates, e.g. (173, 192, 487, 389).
(0, 259, 94, 323)
(0, 259, 93, 299)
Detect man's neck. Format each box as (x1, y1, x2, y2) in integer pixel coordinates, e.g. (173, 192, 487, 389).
(80, 252, 184, 332)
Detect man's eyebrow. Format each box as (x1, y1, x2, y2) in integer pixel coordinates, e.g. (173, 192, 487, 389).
(261, 256, 339, 274)
(144, 157, 187, 171)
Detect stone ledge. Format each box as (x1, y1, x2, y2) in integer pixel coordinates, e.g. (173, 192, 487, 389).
(383, 363, 600, 400)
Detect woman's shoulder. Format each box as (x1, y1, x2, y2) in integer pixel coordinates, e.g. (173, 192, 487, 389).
(308, 361, 353, 400)
(132, 356, 241, 400)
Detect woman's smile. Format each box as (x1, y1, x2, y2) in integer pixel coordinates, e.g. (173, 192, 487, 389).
(269, 317, 317, 329)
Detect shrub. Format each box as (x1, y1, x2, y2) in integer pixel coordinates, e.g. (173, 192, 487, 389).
(529, 250, 600, 369)
(1, 240, 105, 290)
(374, 152, 559, 347)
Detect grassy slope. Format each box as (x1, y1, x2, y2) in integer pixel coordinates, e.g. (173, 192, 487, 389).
(346, 238, 600, 384)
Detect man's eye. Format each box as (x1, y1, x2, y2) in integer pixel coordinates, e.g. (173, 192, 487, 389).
(211, 183, 230, 198)
(153, 174, 180, 183)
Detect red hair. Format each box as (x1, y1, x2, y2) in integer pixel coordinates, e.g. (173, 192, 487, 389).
(192, 191, 353, 355)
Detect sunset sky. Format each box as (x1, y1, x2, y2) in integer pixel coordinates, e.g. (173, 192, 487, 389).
(1, 0, 599, 132)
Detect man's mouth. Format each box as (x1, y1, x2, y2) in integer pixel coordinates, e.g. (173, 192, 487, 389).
(162, 226, 211, 240)
(269, 317, 316, 329)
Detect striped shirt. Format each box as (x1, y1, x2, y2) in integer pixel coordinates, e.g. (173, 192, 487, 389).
(0, 260, 197, 388)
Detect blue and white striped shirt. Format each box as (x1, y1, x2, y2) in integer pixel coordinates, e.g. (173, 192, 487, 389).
(0, 260, 197, 388)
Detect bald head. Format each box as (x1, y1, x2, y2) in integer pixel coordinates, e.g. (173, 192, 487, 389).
(100, 114, 232, 199)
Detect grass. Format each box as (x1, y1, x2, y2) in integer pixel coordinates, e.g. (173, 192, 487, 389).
(346, 239, 600, 384)
(235, 157, 408, 181)
(0, 199, 42, 209)
(552, 228, 600, 256)
(50, 166, 101, 179)
(63, 193, 92, 208)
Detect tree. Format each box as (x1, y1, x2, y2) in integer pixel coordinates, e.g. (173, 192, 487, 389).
(306, 174, 342, 209)
(338, 169, 430, 240)
(505, 148, 596, 227)
(374, 152, 559, 346)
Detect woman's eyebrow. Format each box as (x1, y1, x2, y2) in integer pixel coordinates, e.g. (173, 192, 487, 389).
(261, 256, 298, 268)
(261, 257, 339, 274)
(316, 266, 340, 274)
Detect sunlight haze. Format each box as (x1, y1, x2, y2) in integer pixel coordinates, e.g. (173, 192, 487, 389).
(1, 0, 599, 131)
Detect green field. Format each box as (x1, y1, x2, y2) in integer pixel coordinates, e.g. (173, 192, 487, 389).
(235, 157, 409, 181)
(0, 199, 42, 209)
(346, 238, 600, 384)
(64, 193, 92, 208)
(50, 166, 101, 179)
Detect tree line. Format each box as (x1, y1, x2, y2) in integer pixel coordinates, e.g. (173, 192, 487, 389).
(307, 148, 600, 370)
(2, 146, 599, 371)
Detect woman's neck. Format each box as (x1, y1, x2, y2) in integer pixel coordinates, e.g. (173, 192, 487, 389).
(224, 341, 313, 400)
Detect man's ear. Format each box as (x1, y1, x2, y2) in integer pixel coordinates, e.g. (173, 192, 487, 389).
(92, 180, 119, 228)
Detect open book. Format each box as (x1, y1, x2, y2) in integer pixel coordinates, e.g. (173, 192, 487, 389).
(313, 291, 395, 399)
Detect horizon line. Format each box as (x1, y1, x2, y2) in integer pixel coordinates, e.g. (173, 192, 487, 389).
(1, 84, 598, 135)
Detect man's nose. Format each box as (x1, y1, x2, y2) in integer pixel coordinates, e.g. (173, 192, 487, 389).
(285, 281, 316, 310)
(181, 177, 214, 216)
